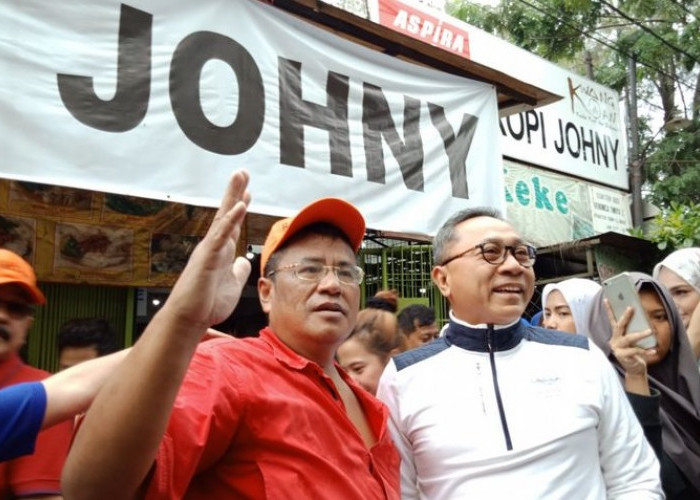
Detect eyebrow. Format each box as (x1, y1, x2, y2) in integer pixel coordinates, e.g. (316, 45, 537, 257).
(479, 237, 528, 246)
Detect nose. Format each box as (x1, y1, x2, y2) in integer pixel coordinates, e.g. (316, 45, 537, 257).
(316, 267, 341, 293)
(499, 250, 525, 273)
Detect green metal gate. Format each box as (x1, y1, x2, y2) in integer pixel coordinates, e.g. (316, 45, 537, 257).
(359, 239, 449, 327)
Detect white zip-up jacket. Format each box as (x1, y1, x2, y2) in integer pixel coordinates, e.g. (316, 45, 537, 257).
(377, 318, 663, 499)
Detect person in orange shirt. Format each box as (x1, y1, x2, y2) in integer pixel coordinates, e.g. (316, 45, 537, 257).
(0, 249, 73, 500)
(63, 171, 400, 499)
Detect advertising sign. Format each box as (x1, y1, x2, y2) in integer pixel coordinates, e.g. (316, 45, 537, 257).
(505, 160, 631, 247)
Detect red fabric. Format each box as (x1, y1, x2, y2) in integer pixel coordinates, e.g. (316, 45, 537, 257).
(145, 328, 400, 499)
(0, 355, 72, 499)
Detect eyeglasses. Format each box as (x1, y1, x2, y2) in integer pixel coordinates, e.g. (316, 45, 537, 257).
(440, 242, 536, 268)
(0, 300, 34, 319)
(268, 263, 365, 285)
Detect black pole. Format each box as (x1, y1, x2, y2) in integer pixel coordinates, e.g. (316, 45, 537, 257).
(628, 55, 643, 228)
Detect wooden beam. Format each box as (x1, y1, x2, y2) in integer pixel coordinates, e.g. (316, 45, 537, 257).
(270, 0, 561, 112)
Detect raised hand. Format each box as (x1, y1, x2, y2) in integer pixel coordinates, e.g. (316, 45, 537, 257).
(61, 170, 253, 500)
(604, 299, 654, 395)
(163, 169, 252, 333)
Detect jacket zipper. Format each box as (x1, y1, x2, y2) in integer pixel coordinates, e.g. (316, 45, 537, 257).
(487, 324, 513, 450)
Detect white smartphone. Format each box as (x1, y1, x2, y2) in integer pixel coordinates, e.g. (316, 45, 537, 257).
(602, 272, 657, 349)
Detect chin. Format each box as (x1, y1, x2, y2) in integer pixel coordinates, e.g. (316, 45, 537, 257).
(490, 308, 524, 325)
(311, 324, 350, 341)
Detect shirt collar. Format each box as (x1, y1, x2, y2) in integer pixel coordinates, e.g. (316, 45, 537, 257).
(259, 327, 312, 371)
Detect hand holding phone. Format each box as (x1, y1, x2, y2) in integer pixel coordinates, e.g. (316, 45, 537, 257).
(602, 272, 657, 349)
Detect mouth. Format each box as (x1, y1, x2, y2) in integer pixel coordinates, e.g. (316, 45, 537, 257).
(0, 326, 9, 341)
(492, 284, 524, 296)
(314, 302, 346, 316)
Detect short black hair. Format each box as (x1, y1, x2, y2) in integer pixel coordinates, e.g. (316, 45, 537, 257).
(397, 304, 435, 336)
(433, 207, 503, 265)
(57, 318, 120, 356)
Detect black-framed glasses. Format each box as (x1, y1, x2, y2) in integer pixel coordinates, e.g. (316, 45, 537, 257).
(268, 263, 365, 285)
(0, 300, 34, 319)
(440, 242, 536, 268)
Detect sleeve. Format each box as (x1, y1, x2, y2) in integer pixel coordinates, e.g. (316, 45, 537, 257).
(376, 361, 420, 500)
(0, 382, 46, 461)
(591, 345, 664, 499)
(626, 389, 662, 461)
(143, 344, 244, 499)
(5, 409, 72, 496)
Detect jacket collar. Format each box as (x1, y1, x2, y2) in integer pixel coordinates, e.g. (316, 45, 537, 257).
(445, 320, 524, 353)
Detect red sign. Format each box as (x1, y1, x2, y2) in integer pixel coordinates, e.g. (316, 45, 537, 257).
(377, 0, 470, 59)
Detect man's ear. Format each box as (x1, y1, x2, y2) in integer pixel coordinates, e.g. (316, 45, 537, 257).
(431, 266, 450, 298)
(258, 277, 273, 314)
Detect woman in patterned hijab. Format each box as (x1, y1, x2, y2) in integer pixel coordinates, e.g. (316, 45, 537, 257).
(654, 248, 700, 362)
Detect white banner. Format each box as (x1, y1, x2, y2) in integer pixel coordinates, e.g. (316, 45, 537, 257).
(0, 0, 502, 237)
(504, 160, 631, 247)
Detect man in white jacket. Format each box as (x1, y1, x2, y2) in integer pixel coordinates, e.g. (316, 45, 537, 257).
(377, 207, 663, 499)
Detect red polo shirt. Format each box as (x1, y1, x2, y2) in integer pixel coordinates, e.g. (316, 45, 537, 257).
(144, 328, 400, 499)
(0, 354, 72, 499)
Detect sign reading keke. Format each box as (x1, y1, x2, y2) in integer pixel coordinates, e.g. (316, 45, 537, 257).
(504, 160, 631, 247)
(0, 0, 501, 238)
(370, 0, 629, 191)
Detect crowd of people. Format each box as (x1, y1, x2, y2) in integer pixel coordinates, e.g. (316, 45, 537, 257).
(0, 169, 698, 498)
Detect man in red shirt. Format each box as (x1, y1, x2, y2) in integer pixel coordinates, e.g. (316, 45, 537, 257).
(0, 249, 72, 500)
(63, 170, 400, 499)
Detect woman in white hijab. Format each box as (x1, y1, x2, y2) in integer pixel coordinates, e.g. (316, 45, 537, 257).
(654, 248, 700, 361)
(541, 278, 601, 334)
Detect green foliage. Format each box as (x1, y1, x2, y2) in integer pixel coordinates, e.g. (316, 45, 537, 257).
(646, 125, 700, 207)
(644, 202, 700, 250)
(448, 0, 603, 61)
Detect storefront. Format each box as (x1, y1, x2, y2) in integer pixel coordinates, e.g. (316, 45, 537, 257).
(1, 0, 560, 370)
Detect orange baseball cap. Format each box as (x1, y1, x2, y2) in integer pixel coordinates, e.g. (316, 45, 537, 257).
(260, 198, 365, 274)
(0, 249, 46, 305)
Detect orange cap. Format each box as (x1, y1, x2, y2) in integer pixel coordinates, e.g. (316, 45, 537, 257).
(260, 198, 365, 274)
(0, 249, 46, 305)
